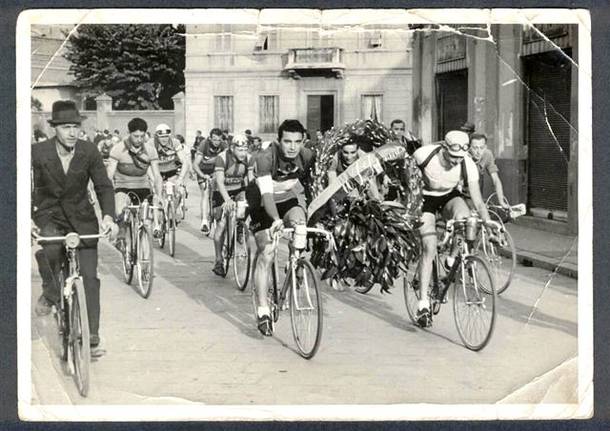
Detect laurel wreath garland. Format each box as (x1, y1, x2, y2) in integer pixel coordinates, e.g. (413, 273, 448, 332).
(307, 119, 425, 294)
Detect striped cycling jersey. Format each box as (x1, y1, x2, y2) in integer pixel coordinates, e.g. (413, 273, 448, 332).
(254, 142, 314, 203)
(214, 149, 254, 191)
(196, 139, 226, 175)
(154, 136, 184, 174)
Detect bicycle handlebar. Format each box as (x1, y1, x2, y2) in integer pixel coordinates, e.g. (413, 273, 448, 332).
(32, 231, 108, 246)
(271, 226, 336, 250)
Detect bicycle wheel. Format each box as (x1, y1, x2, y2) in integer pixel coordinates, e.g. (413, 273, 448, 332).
(121, 221, 134, 284)
(478, 228, 516, 295)
(233, 220, 251, 291)
(70, 278, 91, 396)
(168, 201, 176, 257)
(136, 226, 154, 298)
(289, 259, 323, 359)
(453, 255, 496, 351)
(402, 266, 421, 324)
(221, 216, 232, 278)
(157, 209, 166, 249)
(354, 283, 375, 294)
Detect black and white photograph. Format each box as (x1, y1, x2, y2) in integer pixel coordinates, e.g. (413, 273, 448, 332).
(17, 8, 592, 421)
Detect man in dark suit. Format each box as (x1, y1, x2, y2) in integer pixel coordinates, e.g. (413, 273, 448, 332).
(32, 100, 117, 357)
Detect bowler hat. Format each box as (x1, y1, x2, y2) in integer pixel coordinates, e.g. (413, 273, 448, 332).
(460, 121, 475, 134)
(47, 100, 86, 126)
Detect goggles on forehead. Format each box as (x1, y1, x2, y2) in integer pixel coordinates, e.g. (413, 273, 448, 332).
(445, 142, 470, 153)
(156, 129, 171, 136)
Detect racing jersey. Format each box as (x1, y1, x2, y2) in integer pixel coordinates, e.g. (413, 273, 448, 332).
(109, 139, 159, 189)
(196, 139, 226, 175)
(214, 149, 255, 192)
(255, 142, 314, 204)
(413, 144, 479, 197)
(328, 149, 368, 176)
(154, 136, 183, 174)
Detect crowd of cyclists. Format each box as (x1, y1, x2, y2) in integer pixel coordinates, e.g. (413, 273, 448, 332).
(32, 99, 511, 360)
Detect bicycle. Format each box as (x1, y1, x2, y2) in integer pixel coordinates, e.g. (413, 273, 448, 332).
(219, 200, 251, 290)
(118, 193, 160, 298)
(252, 225, 335, 359)
(32, 230, 108, 397)
(403, 216, 501, 351)
(476, 194, 526, 294)
(157, 180, 180, 257)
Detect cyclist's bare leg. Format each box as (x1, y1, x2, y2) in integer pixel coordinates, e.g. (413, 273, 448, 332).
(418, 212, 438, 311)
(201, 184, 211, 229)
(213, 207, 226, 265)
(114, 191, 130, 241)
(443, 197, 470, 265)
(253, 230, 275, 315)
(152, 194, 163, 234)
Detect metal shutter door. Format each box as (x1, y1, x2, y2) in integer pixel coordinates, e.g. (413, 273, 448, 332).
(525, 51, 572, 212)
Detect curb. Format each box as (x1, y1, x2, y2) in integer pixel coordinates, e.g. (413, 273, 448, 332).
(499, 247, 578, 280)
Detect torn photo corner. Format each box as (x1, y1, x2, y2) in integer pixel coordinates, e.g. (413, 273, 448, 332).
(17, 7, 592, 421)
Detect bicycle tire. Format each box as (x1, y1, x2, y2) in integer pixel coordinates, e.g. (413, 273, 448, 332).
(157, 208, 166, 249)
(221, 216, 232, 278)
(121, 221, 134, 284)
(452, 255, 496, 351)
(354, 283, 375, 295)
(136, 226, 154, 298)
(289, 258, 323, 359)
(478, 226, 516, 295)
(70, 278, 91, 396)
(233, 220, 251, 291)
(402, 266, 421, 324)
(168, 201, 176, 257)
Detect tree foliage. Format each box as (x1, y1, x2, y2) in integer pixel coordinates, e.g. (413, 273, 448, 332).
(64, 24, 185, 110)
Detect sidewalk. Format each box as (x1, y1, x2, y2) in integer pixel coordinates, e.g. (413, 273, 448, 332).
(503, 223, 578, 279)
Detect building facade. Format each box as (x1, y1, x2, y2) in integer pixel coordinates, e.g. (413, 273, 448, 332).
(31, 25, 83, 111)
(411, 24, 578, 235)
(184, 23, 413, 144)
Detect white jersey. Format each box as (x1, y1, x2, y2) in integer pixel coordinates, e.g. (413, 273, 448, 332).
(413, 144, 479, 197)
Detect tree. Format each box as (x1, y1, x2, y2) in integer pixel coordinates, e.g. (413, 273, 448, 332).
(64, 24, 185, 110)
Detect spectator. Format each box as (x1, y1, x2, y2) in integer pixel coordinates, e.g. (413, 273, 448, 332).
(175, 134, 186, 144)
(460, 121, 475, 136)
(113, 129, 120, 137)
(390, 119, 421, 156)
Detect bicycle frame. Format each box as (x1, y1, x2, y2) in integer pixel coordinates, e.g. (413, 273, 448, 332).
(270, 227, 334, 313)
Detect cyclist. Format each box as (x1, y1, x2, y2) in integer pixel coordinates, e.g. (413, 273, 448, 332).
(246, 119, 315, 336)
(465, 133, 509, 209)
(193, 128, 226, 233)
(105, 118, 164, 242)
(211, 134, 255, 276)
(327, 136, 382, 208)
(99, 134, 120, 165)
(413, 130, 492, 328)
(32, 100, 118, 358)
(152, 123, 191, 219)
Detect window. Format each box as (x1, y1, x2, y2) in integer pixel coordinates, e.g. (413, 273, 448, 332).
(213, 24, 232, 52)
(214, 96, 234, 131)
(259, 96, 279, 133)
(358, 30, 383, 49)
(361, 94, 383, 122)
(255, 29, 279, 51)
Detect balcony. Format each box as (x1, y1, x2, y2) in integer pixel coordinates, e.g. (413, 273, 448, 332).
(283, 47, 345, 79)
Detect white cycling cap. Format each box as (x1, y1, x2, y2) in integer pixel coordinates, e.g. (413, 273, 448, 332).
(155, 123, 171, 135)
(444, 130, 470, 157)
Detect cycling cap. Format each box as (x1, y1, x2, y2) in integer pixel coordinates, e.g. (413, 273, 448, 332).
(232, 133, 249, 148)
(155, 123, 171, 135)
(444, 130, 470, 157)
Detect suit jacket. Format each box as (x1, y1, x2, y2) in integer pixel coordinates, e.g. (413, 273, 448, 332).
(32, 137, 115, 246)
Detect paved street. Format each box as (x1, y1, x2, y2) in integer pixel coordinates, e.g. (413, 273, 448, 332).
(30, 181, 578, 407)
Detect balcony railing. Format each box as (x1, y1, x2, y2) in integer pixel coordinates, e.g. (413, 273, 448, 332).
(283, 47, 345, 79)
